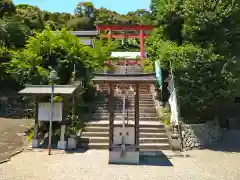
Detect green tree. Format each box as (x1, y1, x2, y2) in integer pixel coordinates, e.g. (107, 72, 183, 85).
(147, 0, 240, 123)
(0, 0, 16, 17)
(150, 0, 157, 17)
(156, 41, 237, 122)
(7, 25, 115, 85)
(182, 0, 240, 57)
(0, 18, 32, 48)
(8, 26, 88, 85)
(126, 9, 152, 25)
(75, 2, 94, 18)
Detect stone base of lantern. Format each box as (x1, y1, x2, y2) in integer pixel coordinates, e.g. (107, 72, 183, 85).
(67, 138, 77, 149)
(32, 139, 39, 148)
(109, 146, 139, 165)
(57, 140, 67, 150)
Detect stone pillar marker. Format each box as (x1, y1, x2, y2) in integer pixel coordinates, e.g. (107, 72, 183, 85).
(57, 124, 67, 149)
(58, 96, 67, 150)
(32, 96, 39, 148)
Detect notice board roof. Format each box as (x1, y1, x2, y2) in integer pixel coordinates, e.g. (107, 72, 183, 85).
(19, 83, 81, 95)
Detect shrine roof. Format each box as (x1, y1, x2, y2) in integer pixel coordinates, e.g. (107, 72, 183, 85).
(53, 31, 98, 37)
(92, 73, 156, 84)
(72, 31, 98, 36)
(79, 39, 94, 46)
(19, 82, 81, 95)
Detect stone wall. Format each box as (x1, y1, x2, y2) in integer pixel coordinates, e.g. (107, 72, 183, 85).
(0, 90, 35, 118)
(181, 119, 223, 151)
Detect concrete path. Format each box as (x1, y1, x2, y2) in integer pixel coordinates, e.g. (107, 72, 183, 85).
(0, 118, 33, 162)
(0, 148, 240, 180)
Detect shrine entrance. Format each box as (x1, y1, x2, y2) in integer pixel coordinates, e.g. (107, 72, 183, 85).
(92, 73, 156, 165)
(96, 24, 154, 63)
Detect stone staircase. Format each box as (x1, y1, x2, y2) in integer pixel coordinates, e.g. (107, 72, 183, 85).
(80, 82, 171, 152)
(114, 65, 144, 74)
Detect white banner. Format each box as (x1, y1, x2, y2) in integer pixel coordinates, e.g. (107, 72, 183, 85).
(168, 76, 179, 125)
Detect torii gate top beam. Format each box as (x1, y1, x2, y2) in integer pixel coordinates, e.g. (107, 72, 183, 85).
(96, 25, 154, 31)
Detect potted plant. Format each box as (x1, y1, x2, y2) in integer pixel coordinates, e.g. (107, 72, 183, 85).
(66, 115, 81, 149)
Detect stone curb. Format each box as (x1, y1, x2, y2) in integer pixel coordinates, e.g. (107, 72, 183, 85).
(0, 149, 24, 164)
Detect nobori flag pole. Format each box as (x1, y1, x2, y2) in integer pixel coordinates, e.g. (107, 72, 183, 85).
(48, 69, 58, 155)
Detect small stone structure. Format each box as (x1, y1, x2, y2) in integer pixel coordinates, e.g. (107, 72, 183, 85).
(181, 119, 223, 151)
(92, 73, 156, 165)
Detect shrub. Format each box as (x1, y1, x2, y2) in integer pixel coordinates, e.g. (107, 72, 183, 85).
(157, 41, 238, 123)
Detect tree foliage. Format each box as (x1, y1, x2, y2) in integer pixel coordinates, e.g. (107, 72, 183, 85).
(0, 0, 16, 18)
(0, 17, 32, 48)
(0, 1, 151, 86)
(149, 0, 240, 123)
(7, 26, 110, 86)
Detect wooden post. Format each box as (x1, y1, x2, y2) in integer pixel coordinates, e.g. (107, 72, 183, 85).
(32, 95, 39, 148)
(72, 92, 75, 117)
(108, 83, 114, 151)
(134, 84, 139, 150)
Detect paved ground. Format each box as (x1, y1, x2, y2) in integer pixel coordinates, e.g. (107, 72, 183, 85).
(1, 119, 240, 180)
(0, 148, 240, 180)
(0, 118, 33, 162)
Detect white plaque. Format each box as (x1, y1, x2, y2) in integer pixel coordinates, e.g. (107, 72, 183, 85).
(113, 127, 135, 145)
(38, 102, 63, 121)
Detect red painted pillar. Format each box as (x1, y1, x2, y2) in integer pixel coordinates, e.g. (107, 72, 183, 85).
(140, 29, 144, 64)
(106, 29, 112, 65)
(108, 29, 112, 40)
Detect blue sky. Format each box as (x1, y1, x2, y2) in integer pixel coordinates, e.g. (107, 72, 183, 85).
(13, 0, 150, 14)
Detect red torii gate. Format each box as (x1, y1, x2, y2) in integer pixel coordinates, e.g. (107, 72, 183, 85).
(96, 25, 154, 63)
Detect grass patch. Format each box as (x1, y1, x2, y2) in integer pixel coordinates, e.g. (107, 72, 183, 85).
(25, 125, 34, 143)
(158, 107, 171, 127)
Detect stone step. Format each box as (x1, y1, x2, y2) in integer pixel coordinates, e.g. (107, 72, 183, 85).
(84, 126, 109, 132)
(114, 97, 153, 100)
(110, 100, 154, 104)
(140, 143, 171, 150)
(80, 137, 169, 144)
(109, 106, 156, 109)
(96, 101, 155, 105)
(84, 126, 166, 133)
(114, 94, 153, 97)
(139, 127, 166, 133)
(93, 107, 157, 111)
(90, 116, 159, 121)
(85, 120, 162, 126)
(92, 111, 158, 115)
(140, 137, 169, 144)
(91, 113, 158, 118)
(95, 102, 155, 106)
(94, 109, 157, 113)
(81, 131, 109, 137)
(80, 137, 108, 143)
(81, 131, 168, 138)
(139, 132, 168, 138)
(80, 142, 171, 150)
(113, 103, 155, 107)
(98, 89, 151, 93)
(112, 106, 156, 109)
